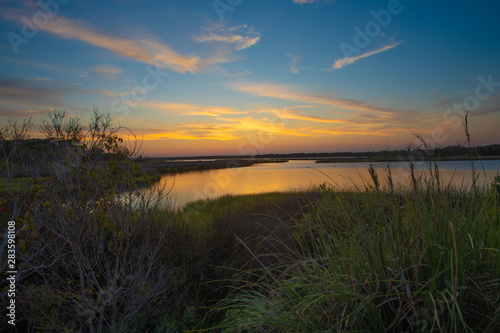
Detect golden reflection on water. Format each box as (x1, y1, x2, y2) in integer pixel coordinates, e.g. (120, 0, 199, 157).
(157, 160, 500, 208)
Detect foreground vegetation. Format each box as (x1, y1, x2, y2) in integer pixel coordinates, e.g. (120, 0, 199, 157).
(1, 111, 499, 332)
(215, 178, 500, 332)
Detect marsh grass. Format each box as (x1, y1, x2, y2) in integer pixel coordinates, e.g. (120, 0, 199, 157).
(2, 111, 499, 332)
(215, 169, 500, 332)
(3, 161, 499, 331)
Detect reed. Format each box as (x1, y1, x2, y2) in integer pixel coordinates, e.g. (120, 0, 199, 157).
(215, 174, 500, 332)
(2, 111, 499, 332)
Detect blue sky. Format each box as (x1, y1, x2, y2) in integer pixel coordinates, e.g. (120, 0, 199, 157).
(1, 0, 499, 156)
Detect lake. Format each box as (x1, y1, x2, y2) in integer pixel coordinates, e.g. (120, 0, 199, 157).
(154, 159, 500, 208)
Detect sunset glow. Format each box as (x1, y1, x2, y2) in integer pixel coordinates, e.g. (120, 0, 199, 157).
(1, 0, 499, 156)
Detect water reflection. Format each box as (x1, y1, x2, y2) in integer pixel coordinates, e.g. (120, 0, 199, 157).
(156, 160, 500, 208)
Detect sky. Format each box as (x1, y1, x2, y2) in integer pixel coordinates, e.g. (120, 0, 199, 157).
(0, 0, 499, 157)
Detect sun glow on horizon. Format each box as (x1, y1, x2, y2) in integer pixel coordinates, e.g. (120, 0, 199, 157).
(1, 1, 499, 156)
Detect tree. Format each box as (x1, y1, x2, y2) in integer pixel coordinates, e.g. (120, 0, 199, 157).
(1, 110, 179, 332)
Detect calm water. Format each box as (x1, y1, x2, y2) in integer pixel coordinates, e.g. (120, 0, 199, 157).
(155, 160, 500, 208)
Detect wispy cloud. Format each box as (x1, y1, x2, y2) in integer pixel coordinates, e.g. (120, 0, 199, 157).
(287, 53, 300, 73)
(0, 78, 61, 108)
(281, 112, 354, 124)
(332, 41, 403, 70)
(134, 118, 298, 141)
(3, 5, 257, 75)
(227, 82, 410, 114)
(306, 127, 396, 136)
(91, 65, 122, 80)
(135, 118, 397, 142)
(140, 126, 239, 141)
(434, 93, 500, 118)
(109, 94, 440, 145)
(0, 77, 132, 117)
(474, 94, 500, 117)
(139, 102, 249, 117)
(133, 116, 289, 141)
(194, 25, 260, 51)
(91, 65, 122, 75)
(37, 17, 202, 73)
(130, 99, 417, 142)
(2, 7, 206, 73)
(0, 107, 55, 118)
(145, 102, 345, 125)
(257, 106, 354, 124)
(293, 0, 332, 4)
(293, 0, 317, 4)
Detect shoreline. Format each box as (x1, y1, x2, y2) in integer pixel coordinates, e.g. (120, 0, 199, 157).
(136, 158, 288, 177)
(315, 155, 500, 163)
(137, 156, 500, 179)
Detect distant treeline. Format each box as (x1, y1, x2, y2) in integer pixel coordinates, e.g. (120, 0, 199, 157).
(5, 139, 500, 161)
(258, 144, 500, 159)
(431, 144, 500, 158)
(162, 144, 500, 160)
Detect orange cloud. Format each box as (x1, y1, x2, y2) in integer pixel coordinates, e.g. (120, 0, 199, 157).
(227, 82, 408, 114)
(18, 16, 201, 73)
(126, 98, 425, 142)
(140, 130, 237, 141)
(129, 111, 406, 143)
(332, 41, 404, 70)
(194, 32, 260, 51)
(280, 112, 355, 124)
(5, 14, 261, 74)
(139, 102, 247, 117)
(91, 65, 122, 75)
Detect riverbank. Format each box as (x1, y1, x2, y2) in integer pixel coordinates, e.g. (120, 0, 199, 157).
(209, 181, 500, 332)
(315, 155, 500, 163)
(4, 169, 500, 331)
(145, 178, 500, 331)
(136, 157, 288, 177)
(136, 154, 500, 181)
(3, 111, 499, 331)
(146, 143, 500, 165)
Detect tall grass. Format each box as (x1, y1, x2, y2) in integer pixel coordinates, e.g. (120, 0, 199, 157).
(2, 111, 499, 331)
(215, 172, 500, 332)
